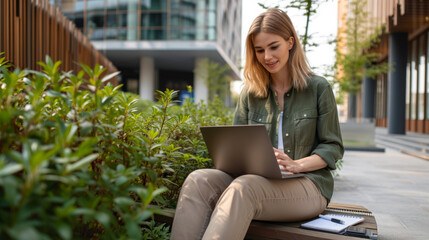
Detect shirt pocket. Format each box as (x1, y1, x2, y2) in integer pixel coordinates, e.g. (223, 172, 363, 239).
(294, 109, 317, 146)
(248, 111, 272, 132)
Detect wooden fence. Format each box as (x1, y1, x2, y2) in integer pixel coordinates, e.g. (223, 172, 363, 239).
(0, 0, 117, 83)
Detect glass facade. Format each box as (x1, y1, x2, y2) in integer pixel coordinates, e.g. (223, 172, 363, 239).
(375, 73, 388, 126)
(427, 32, 429, 121)
(57, 0, 217, 41)
(410, 40, 417, 120)
(404, 30, 429, 132)
(377, 30, 429, 133)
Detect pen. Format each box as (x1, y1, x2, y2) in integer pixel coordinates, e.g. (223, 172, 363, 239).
(319, 214, 345, 224)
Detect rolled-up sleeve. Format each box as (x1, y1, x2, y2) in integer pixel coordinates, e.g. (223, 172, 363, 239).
(311, 85, 344, 170)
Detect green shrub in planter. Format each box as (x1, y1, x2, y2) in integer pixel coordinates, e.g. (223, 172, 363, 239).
(0, 54, 233, 239)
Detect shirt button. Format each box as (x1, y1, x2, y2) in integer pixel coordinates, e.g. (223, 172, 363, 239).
(303, 114, 307, 117)
(285, 133, 289, 137)
(287, 93, 290, 97)
(287, 149, 291, 153)
(259, 118, 261, 121)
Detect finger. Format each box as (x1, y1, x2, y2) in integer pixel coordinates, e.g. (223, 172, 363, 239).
(274, 151, 285, 160)
(277, 159, 290, 165)
(273, 148, 282, 154)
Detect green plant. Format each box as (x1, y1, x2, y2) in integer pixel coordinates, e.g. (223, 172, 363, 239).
(335, 0, 389, 95)
(144, 91, 233, 208)
(142, 220, 171, 240)
(0, 53, 234, 239)
(0, 55, 166, 239)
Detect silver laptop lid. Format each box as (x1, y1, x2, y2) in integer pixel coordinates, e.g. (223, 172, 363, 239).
(200, 125, 283, 178)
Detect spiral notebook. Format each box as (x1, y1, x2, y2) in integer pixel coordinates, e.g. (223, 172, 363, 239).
(301, 213, 365, 233)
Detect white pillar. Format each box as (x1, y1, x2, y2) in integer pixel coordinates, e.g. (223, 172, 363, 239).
(139, 57, 155, 101)
(194, 58, 208, 103)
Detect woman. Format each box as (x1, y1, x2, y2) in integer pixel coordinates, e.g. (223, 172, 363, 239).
(171, 8, 344, 240)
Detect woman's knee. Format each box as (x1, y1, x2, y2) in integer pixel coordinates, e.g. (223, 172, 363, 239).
(183, 169, 233, 191)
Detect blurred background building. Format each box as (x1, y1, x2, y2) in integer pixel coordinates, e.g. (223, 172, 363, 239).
(0, 0, 117, 82)
(51, 0, 242, 103)
(338, 0, 429, 135)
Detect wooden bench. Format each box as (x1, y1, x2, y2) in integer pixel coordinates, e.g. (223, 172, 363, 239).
(155, 202, 378, 240)
(245, 203, 377, 239)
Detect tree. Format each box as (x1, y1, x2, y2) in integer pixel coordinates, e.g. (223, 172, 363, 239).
(194, 58, 233, 102)
(334, 0, 389, 118)
(335, 0, 388, 94)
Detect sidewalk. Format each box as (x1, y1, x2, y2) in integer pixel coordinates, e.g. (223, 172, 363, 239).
(331, 149, 429, 240)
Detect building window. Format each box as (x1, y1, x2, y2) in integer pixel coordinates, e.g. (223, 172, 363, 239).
(56, 0, 218, 41)
(418, 35, 425, 121)
(106, 0, 118, 11)
(118, 0, 138, 11)
(105, 28, 118, 39)
(87, 0, 104, 11)
(427, 31, 429, 120)
(376, 73, 388, 123)
(87, 12, 104, 28)
(141, 12, 167, 27)
(406, 44, 411, 121)
(141, 29, 166, 40)
(411, 39, 418, 120)
(141, 0, 168, 10)
(106, 14, 117, 28)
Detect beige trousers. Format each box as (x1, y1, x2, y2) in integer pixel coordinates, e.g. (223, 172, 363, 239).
(170, 169, 327, 240)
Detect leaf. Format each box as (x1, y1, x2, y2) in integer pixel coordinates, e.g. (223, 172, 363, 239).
(0, 163, 23, 177)
(72, 208, 95, 216)
(115, 176, 128, 186)
(114, 197, 135, 208)
(152, 187, 168, 198)
(75, 137, 98, 158)
(56, 222, 72, 240)
(116, 164, 125, 171)
(0, 110, 12, 123)
(101, 71, 120, 83)
(47, 90, 63, 98)
(65, 153, 98, 173)
(95, 212, 111, 227)
(101, 96, 114, 106)
(79, 63, 93, 77)
(42, 174, 75, 184)
(125, 221, 141, 239)
(52, 60, 62, 75)
(150, 143, 163, 151)
(136, 211, 153, 222)
(8, 226, 43, 240)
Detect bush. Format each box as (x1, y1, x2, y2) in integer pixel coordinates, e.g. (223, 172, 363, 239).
(0, 54, 233, 239)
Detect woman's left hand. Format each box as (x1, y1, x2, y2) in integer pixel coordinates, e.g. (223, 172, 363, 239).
(273, 148, 302, 173)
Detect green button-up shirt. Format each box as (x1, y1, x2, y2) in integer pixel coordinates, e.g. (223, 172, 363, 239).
(233, 75, 344, 202)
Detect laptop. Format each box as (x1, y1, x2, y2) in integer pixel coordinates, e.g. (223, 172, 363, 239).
(200, 125, 305, 179)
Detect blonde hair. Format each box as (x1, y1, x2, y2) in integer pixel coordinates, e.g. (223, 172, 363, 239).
(244, 8, 312, 98)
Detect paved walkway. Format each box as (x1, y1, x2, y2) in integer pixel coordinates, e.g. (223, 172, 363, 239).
(331, 149, 429, 240)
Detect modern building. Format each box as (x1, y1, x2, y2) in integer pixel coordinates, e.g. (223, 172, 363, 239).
(338, 0, 429, 135)
(52, 0, 242, 103)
